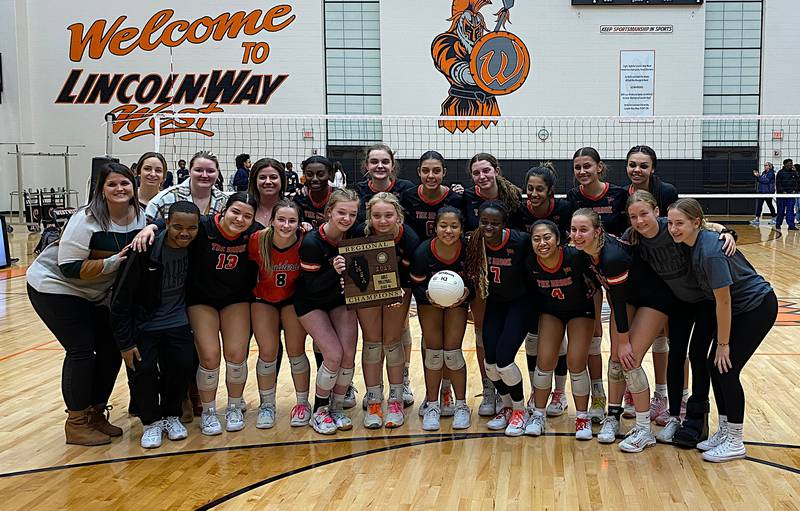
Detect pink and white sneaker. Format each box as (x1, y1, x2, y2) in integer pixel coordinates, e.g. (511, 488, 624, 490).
(290, 402, 312, 427)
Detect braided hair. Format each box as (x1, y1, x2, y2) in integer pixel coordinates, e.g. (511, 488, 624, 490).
(465, 200, 508, 300)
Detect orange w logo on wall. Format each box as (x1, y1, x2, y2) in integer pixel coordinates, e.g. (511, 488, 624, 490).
(431, 0, 530, 133)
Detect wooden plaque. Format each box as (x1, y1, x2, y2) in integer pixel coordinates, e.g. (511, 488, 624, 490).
(339, 234, 403, 310)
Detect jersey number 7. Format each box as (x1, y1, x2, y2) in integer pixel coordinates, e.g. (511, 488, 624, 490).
(489, 266, 501, 284)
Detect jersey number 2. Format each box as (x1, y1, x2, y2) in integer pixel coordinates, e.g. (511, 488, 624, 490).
(215, 254, 239, 270)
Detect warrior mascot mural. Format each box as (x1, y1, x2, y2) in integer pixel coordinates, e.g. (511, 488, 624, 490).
(432, 0, 530, 133)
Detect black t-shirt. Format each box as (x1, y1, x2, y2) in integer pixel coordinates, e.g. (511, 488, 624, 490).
(567, 183, 629, 236)
(293, 187, 333, 229)
(355, 178, 416, 223)
(351, 223, 422, 289)
(526, 245, 593, 314)
(583, 233, 632, 333)
(519, 197, 575, 242)
(400, 185, 466, 239)
(484, 229, 530, 303)
(410, 238, 471, 306)
(462, 186, 524, 232)
(296, 225, 346, 313)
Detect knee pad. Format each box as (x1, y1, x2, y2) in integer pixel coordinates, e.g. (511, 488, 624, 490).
(256, 358, 277, 377)
(401, 328, 412, 348)
(533, 366, 553, 391)
(336, 366, 355, 389)
(289, 355, 310, 374)
(226, 360, 248, 385)
(652, 336, 669, 354)
(497, 363, 523, 387)
(316, 364, 339, 391)
(589, 336, 602, 356)
(384, 342, 406, 367)
(475, 331, 484, 349)
(524, 333, 538, 356)
(362, 341, 383, 364)
(196, 365, 220, 392)
(443, 349, 466, 370)
(624, 366, 649, 394)
(424, 349, 444, 370)
(607, 359, 625, 384)
(570, 369, 590, 397)
(558, 334, 568, 357)
(484, 361, 499, 381)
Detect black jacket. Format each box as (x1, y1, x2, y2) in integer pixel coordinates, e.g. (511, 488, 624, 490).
(648, 175, 679, 215)
(110, 231, 179, 351)
(776, 168, 799, 194)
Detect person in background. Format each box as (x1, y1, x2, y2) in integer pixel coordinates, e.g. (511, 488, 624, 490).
(162, 169, 174, 190)
(146, 151, 228, 222)
(333, 161, 347, 189)
(751, 162, 776, 225)
(176, 160, 189, 184)
(136, 152, 168, 207)
(795, 164, 800, 221)
(775, 158, 798, 231)
(285, 161, 300, 197)
(233, 154, 252, 192)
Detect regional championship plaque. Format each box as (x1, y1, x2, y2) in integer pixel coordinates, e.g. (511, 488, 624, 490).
(339, 234, 403, 310)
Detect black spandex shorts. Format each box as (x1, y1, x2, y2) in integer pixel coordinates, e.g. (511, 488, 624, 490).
(294, 298, 345, 318)
(627, 261, 674, 315)
(540, 305, 596, 324)
(252, 296, 295, 311)
(187, 294, 253, 311)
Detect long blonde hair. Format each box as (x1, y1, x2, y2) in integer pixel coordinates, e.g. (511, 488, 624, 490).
(364, 192, 404, 236)
(258, 199, 302, 271)
(667, 198, 707, 230)
(625, 190, 658, 246)
(324, 187, 360, 219)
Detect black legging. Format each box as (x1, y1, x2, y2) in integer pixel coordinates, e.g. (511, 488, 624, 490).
(667, 299, 717, 416)
(708, 291, 777, 423)
(755, 197, 776, 218)
(484, 298, 530, 402)
(27, 285, 121, 411)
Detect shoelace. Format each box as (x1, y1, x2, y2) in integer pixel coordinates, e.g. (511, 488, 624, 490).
(387, 401, 403, 415)
(509, 410, 525, 426)
(291, 404, 307, 419)
(368, 403, 383, 416)
(575, 417, 591, 431)
(551, 390, 564, 404)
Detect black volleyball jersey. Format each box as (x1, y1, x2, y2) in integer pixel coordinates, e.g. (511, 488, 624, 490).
(296, 225, 346, 312)
(352, 223, 422, 289)
(483, 229, 530, 303)
(567, 183, 629, 236)
(583, 233, 633, 333)
(462, 186, 524, 232)
(293, 186, 333, 228)
(526, 245, 593, 313)
(410, 238, 471, 306)
(400, 185, 466, 239)
(520, 198, 575, 242)
(187, 214, 257, 303)
(355, 178, 416, 223)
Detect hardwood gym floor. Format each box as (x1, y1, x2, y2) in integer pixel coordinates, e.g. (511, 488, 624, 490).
(0, 225, 799, 510)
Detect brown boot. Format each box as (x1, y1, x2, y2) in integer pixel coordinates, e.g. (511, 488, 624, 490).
(65, 408, 111, 446)
(89, 404, 124, 437)
(180, 397, 194, 424)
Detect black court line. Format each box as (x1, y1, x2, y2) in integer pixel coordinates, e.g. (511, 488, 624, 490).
(746, 456, 800, 475)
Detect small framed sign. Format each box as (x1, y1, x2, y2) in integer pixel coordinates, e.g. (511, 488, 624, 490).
(339, 234, 403, 310)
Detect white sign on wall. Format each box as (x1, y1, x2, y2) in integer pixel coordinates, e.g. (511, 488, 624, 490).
(601, 25, 673, 34)
(619, 50, 655, 116)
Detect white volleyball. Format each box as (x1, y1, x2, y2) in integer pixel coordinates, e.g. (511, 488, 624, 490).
(428, 270, 465, 307)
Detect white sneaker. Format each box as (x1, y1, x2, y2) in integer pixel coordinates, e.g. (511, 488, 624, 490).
(589, 395, 606, 423)
(403, 369, 414, 407)
(440, 385, 455, 417)
(655, 417, 681, 443)
(505, 409, 527, 437)
(422, 402, 441, 431)
(702, 437, 746, 463)
(546, 389, 568, 417)
(749, 218, 760, 225)
(200, 409, 222, 436)
(698, 424, 728, 452)
(364, 401, 384, 429)
(141, 421, 164, 449)
(330, 407, 353, 431)
(479, 384, 498, 416)
(418, 399, 431, 417)
(525, 411, 546, 437)
(452, 403, 471, 430)
(487, 407, 512, 430)
(164, 416, 188, 441)
(622, 390, 636, 419)
(575, 416, 592, 440)
(619, 424, 656, 453)
(225, 404, 245, 432)
(256, 403, 276, 429)
(597, 416, 619, 444)
(343, 386, 357, 409)
(385, 400, 405, 428)
(290, 402, 312, 427)
(309, 407, 337, 435)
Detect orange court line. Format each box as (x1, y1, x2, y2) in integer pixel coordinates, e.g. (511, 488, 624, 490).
(0, 265, 28, 281)
(0, 340, 57, 362)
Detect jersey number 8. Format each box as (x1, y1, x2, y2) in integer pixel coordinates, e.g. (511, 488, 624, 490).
(275, 272, 287, 287)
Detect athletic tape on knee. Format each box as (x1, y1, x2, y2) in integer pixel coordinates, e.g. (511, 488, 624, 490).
(336, 366, 355, 389)
(424, 349, 444, 370)
(570, 369, 590, 397)
(256, 358, 277, 376)
(316, 364, 339, 391)
(289, 355, 310, 375)
(589, 336, 602, 356)
(652, 336, 669, 354)
(533, 366, 553, 390)
(226, 360, 248, 385)
(401, 328, 412, 348)
(475, 331, 484, 349)
(362, 341, 383, 364)
(443, 349, 466, 370)
(196, 365, 220, 392)
(558, 334, 568, 357)
(497, 363, 523, 387)
(484, 361, 500, 381)
(384, 342, 406, 367)
(607, 359, 625, 384)
(524, 333, 538, 356)
(624, 366, 649, 394)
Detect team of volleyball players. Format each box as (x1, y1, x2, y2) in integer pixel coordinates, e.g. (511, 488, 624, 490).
(28, 144, 776, 464)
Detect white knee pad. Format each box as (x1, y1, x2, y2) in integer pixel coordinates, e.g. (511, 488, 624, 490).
(316, 364, 339, 391)
(336, 366, 355, 389)
(289, 355, 310, 374)
(196, 365, 220, 392)
(533, 366, 553, 390)
(475, 331, 484, 349)
(652, 336, 669, 354)
(443, 349, 466, 371)
(497, 363, 523, 387)
(524, 333, 538, 356)
(384, 342, 405, 367)
(424, 349, 444, 370)
(484, 361, 499, 381)
(558, 334, 568, 357)
(570, 369, 590, 397)
(624, 366, 649, 394)
(225, 360, 248, 385)
(401, 327, 412, 348)
(589, 336, 602, 356)
(256, 358, 277, 377)
(607, 359, 625, 384)
(362, 341, 383, 364)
